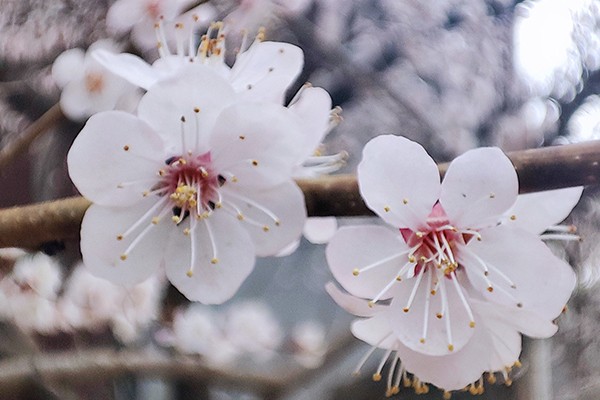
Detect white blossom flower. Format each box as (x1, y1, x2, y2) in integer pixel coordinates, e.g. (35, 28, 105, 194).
(67, 66, 307, 304)
(106, 0, 216, 51)
(326, 135, 577, 393)
(224, 300, 282, 359)
(52, 40, 139, 121)
(290, 320, 327, 368)
(58, 263, 163, 343)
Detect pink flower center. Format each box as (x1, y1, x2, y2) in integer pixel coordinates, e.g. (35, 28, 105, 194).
(153, 151, 223, 222)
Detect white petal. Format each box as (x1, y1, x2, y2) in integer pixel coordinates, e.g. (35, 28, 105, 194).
(164, 211, 255, 304)
(92, 49, 160, 90)
(507, 186, 583, 234)
(210, 102, 305, 188)
(357, 135, 440, 231)
(303, 217, 338, 244)
(463, 225, 576, 321)
(440, 147, 518, 229)
(231, 41, 304, 104)
(59, 82, 94, 121)
(106, 0, 144, 34)
(325, 282, 382, 317)
(67, 111, 167, 207)
(397, 320, 493, 391)
(327, 225, 409, 300)
(351, 312, 398, 349)
(52, 48, 86, 87)
(221, 181, 306, 257)
(388, 272, 475, 356)
(81, 201, 171, 286)
(288, 86, 333, 159)
(137, 66, 236, 153)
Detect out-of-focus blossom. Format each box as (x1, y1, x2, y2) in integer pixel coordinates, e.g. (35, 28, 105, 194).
(224, 300, 283, 359)
(326, 135, 577, 394)
(58, 263, 163, 343)
(106, 0, 216, 51)
(224, 0, 313, 37)
(52, 40, 139, 121)
(0, 253, 62, 333)
(67, 67, 308, 303)
(290, 320, 327, 368)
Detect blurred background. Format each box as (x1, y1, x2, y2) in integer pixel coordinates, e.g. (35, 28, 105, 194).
(1, 0, 600, 398)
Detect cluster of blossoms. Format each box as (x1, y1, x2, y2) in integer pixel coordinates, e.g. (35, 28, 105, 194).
(66, 16, 341, 304)
(0, 251, 161, 343)
(326, 135, 580, 397)
(158, 300, 327, 368)
(41, 1, 582, 396)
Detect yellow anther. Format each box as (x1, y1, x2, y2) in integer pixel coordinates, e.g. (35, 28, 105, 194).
(367, 301, 375, 308)
(211, 258, 219, 264)
(275, 220, 281, 226)
(151, 217, 160, 225)
(443, 391, 452, 399)
(186, 270, 193, 277)
(372, 373, 382, 382)
(448, 344, 454, 352)
(402, 198, 408, 204)
(505, 378, 513, 387)
(416, 232, 424, 238)
(487, 286, 494, 292)
(237, 214, 244, 220)
(384, 206, 391, 212)
(262, 225, 270, 232)
(514, 360, 522, 368)
(487, 373, 497, 384)
(469, 321, 475, 328)
(510, 214, 517, 220)
(123, 145, 130, 151)
(403, 377, 412, 388)
(352, 268, 360, 276)
(390, 386, 399, 395)
(408, 255, 416, 263)
(172, 216, 181, 224)
(183, 228, 190, 236)
(395, 276, 402, 281)
(116, 235, 123, 241)
(419, 338, 425, 344)
(239, 135, 246, 140)
(252, 160, 258, 166)
(194, 107, 200, 113)
(403, 307, 409, 313)
(436, 313, 443, 319)
(120, 254, 127, 261)
(430, 289, 436, 295)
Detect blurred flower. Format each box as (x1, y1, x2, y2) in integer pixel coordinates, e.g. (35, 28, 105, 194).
(223, 0, 312, 37)
(326, 135, 576, 393)
(67, 67, 307, 303)
(290, 320, 327, 368)
(52, 40, 139, 121)
(0, 253, 62, 333)
(224, 300, 282, 359)
(58, 263, 163, 343)
(106, 0, 216, 51)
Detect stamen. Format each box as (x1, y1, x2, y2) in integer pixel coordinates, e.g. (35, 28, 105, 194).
(539, 233, 581, 241)
(403, 266, 426, 312)
(222, 188, 281, 226)
(203, 218, 219, 265)
(449, 271, 476, 327)
(186, 217, 199, 277)
(119, 196, 170, 240)
(420, 268, 433, 343)
(374, 349, 392, 381)
(120, 222, 156, 261)
(439, 279, 454, 351)
(355, 250, 410, 275)
(353, 332, 392, 375)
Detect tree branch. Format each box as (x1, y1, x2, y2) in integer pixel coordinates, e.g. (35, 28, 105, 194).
(0, 141, 598, 249)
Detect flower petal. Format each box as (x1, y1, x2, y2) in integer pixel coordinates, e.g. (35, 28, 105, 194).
(303, 217, 338, 244)
(164, 210, 255, 304)
(327, 225, 409, 300)
(52, 48, 85, 87)
(231, 41, 303, 104)
(506, 186, 583, 234)
(93, 49, 161, 90)
(351, 312, 398, 349)
(210, 102, 305, 188)
(357, 135, 440, 231)
(397, 318, 494, 391)
(81, 201, 171, 286)
(440, 147, 518, 229)
(288, 86, 333, 160)
(325, 282, 383, 317)
(221, 180, 306, 257)
(67, 111, 167, 206)
(462, 225, 576, 320)
(388, 271, 475, 356)
(137, 66, 236, 153)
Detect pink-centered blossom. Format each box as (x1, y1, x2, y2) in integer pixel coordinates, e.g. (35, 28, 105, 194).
(326, 135, 577, 393)
(67, 66, 308, 304)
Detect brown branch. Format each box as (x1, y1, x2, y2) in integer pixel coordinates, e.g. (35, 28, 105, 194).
(0, 141, 599, 249)
(0, 103, 64, 172)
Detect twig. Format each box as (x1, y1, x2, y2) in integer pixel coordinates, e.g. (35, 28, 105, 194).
(0, 141, 599, 249)
(0, 103, 64, 172)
